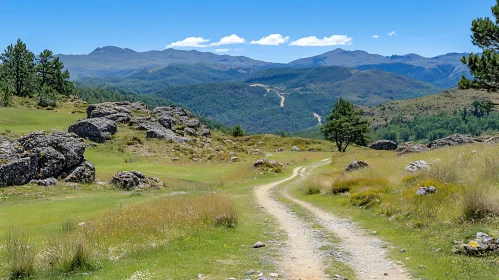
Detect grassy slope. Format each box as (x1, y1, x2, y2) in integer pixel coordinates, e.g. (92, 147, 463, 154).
(0, 103, 334, 279)
(290, 144, 499, 279)
(364, 88, 499, 127)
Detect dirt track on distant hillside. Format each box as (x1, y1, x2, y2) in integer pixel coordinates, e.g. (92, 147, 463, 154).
(254, 163, 413, 280)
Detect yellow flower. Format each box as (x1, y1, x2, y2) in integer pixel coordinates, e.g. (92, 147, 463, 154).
(468, 241, 479, 248)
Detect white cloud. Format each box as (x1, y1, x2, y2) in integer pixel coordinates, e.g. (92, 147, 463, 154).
(388, 31, 397, 36)
(166, 37, 210, 48)
(371, 35, 379, 39)
(211, 34, 246, 46)
(289, 35, 352, 46)
(215, 48, 230, 53)
(250, 34, 289, 45)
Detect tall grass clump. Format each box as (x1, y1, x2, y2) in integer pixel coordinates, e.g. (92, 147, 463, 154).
(303, 177, 324, 195)
(4, 228, 36, 279)
(462, 186, 499, 220)
(43, 237, 96, 273)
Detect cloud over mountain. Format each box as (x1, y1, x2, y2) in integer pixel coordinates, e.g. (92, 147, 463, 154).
(289, 35, 352, 46)
(166, 37, 210, 48)
(250, 34, 289, 45)
(211, 34, 246, 46)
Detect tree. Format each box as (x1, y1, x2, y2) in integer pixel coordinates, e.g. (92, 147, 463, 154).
(230, 125, 245, 137)
(460, 1, 499, 90)
(321, 98, 370, 152)
(0, 38, 36, 97)
(36, 49, 73, 96)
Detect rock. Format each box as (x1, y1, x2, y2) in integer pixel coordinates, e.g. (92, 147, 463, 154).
(252, 241, 265, 248)
(416, 187, 427, 195)
(274, 147, 284, 152)
(257, 141, 263, 145)
(269, 273, 279, 277)
(104, 113, 132, 123)
(0, 131, 93, 187)
(183, 127, 197, 136)
(484, 136, 499, 144)
(369, 140, 398, 151)
(158, 116, 176, 129)
(333, 274, 347, 280)
(253, 159, 284, 173)
(68, 117, 117, 143)
(245, 270, 257, 275)
(344, 160, 370, 173)
(230, 156, 239, 162)
(86, 101, 144, 121)
(29, 177, 58, 186)
(110, 170, 163, 190)
(291, 146, 301, 152)
(308, 147, 317, 152)
(427, 134, 477, 150)
(472, 150, 477, 154)
(200, 128, 210, 137)
(62, 160, 96, 183)
(400, 248, 406, 253)
(252, 149, 265, 155)
(396, 142, 429, 155)
(405, 160, 431, 173)
(186, 119, 200, 128)
(146, 129, 166, 139)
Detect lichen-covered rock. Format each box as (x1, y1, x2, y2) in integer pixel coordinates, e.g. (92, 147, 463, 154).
(253, 159, 284, 173)
(68, 117, 117, 143)
(396, 142, 429, 155)
(291, 146, 301, 152)
(369, 140, 398, 151)
(86, 101, 145, 120)
(344, 160, 370, 173)
(453, 232, 499, 255)
(0, 131, 94, 187)
(427, 134, 477, 150)
(61, 160, 95, 183)
(416, 186, 436, 195)
(405, 160, 431, 173)
(30, 177, 58, 186)
(110, 170, 163, 190)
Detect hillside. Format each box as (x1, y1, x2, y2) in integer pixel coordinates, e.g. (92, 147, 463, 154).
(364, 88, 499, 127)
(58, 46, 281, 79)
(288, 48, 470, 88)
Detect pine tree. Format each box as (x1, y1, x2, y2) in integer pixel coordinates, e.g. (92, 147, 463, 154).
(460, 0, 499, 90)
(321, 98, 370, 152)
(0, 39, 36, 97)
(36, 49, 73, 96)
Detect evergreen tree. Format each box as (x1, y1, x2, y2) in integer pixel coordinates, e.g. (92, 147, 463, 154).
(0, 39, 36, 97)
(230, 125, 245, 137)
(321, 98, 370, 152)
(36, 49, 73, 96)
(460, 0, 499, 90)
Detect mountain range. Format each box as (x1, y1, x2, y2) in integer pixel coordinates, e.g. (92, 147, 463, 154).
(62, 46, 470, 133)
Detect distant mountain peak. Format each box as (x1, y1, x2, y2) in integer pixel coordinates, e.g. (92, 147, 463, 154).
(90, 46, 137, 55)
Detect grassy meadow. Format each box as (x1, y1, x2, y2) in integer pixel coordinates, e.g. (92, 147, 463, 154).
(0, 103, 332, 279)
(294, 144, 499, 279)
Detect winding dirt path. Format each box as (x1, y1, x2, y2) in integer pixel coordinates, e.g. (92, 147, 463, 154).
(254, 163, 413, 280)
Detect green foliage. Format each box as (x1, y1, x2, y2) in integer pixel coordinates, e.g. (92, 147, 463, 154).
(374, 111, 499, 143)
(0, 39, 75, 107)
(321, 98, 370, 152)
(230, 125, 245, 137)
(461, 1, 499, 90)
(0, 39, 37, 97)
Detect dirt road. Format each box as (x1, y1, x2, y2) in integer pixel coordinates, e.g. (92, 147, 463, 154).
(254, 164, 412, 280)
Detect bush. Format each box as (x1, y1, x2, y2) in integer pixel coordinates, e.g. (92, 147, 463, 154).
(462, 186, 499, 220)
(230, 125, 245, 137)
(45, 237, 96, 273)
(349, 190, 381, 208)
(4, 228, 36, 279)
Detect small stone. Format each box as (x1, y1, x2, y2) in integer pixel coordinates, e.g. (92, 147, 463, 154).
(400, 249, 406, 253)
(472, 150, 477, 154)
(245, 269, 256, 275)
(198, 274, 203, 279)
(252, 241, 265, 248)
(419, 265, 426, 269)
(269, 273, 278, 277)
(384, 273, 388, 276)
(435, 248, 441, 252)
(258, 272, 264, 277)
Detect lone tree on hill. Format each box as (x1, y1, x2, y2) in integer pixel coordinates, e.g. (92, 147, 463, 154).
(460, 0, 499, 90)
(230, 125, 245, 137)
(321, 98, 370, 152)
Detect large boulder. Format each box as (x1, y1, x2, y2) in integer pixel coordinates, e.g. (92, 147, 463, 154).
(61, 160, 96, 183)
(0, 131, 94, 187)
(405, 160, 431, 173)
(253, 159, 284, 173)
(396, 142, 429, 155)
(87, 101, 145, 120)
(68, 117, 117, 143)
(427, 134, 477, 150)
(369, 140, 398, 151)
(110, 170, 163, 190)
(344, 160, 370, 173)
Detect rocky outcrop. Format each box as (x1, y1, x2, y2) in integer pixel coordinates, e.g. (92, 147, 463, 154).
(453, 232, 499, 255)
(369, 140, 398, 151)
(344, 160, 370, 173)
(253, 159, 284, 173)
(0, 131, 95, 187)
(68, 118, 117, 143)
(396, 142, 429, 155)
(427, 134, 477, 150)
(291, 146, 301, 152)
(405, 160, 431, 173)
(110, 170, 163, 190)
(86, 101, 146, 121)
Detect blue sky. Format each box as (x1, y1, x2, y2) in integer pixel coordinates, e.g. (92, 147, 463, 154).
(0, 0, 493, 62)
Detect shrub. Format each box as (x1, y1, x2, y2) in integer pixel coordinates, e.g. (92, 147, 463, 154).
(4, 228, 36, 279)
(214, 213, 237, 228)
(45, 237, 96, 273)
(349, 190, 381, 208)
(230, 125, 245, 137)
(462, 186, 499, 220)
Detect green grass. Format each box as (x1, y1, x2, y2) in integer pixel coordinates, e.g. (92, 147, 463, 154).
(289, 144, 499, 279)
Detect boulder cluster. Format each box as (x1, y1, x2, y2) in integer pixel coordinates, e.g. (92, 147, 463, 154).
(110, 170, 163, 191)
(405, 160, 431, 173)
(372, 134, 480, 155)
(0, 131, 95, 187)
(453, 232, 499, 255)
(344, 160, 370, 173)
(68, 101, 211, 143)
(253, 158, 284, 173)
